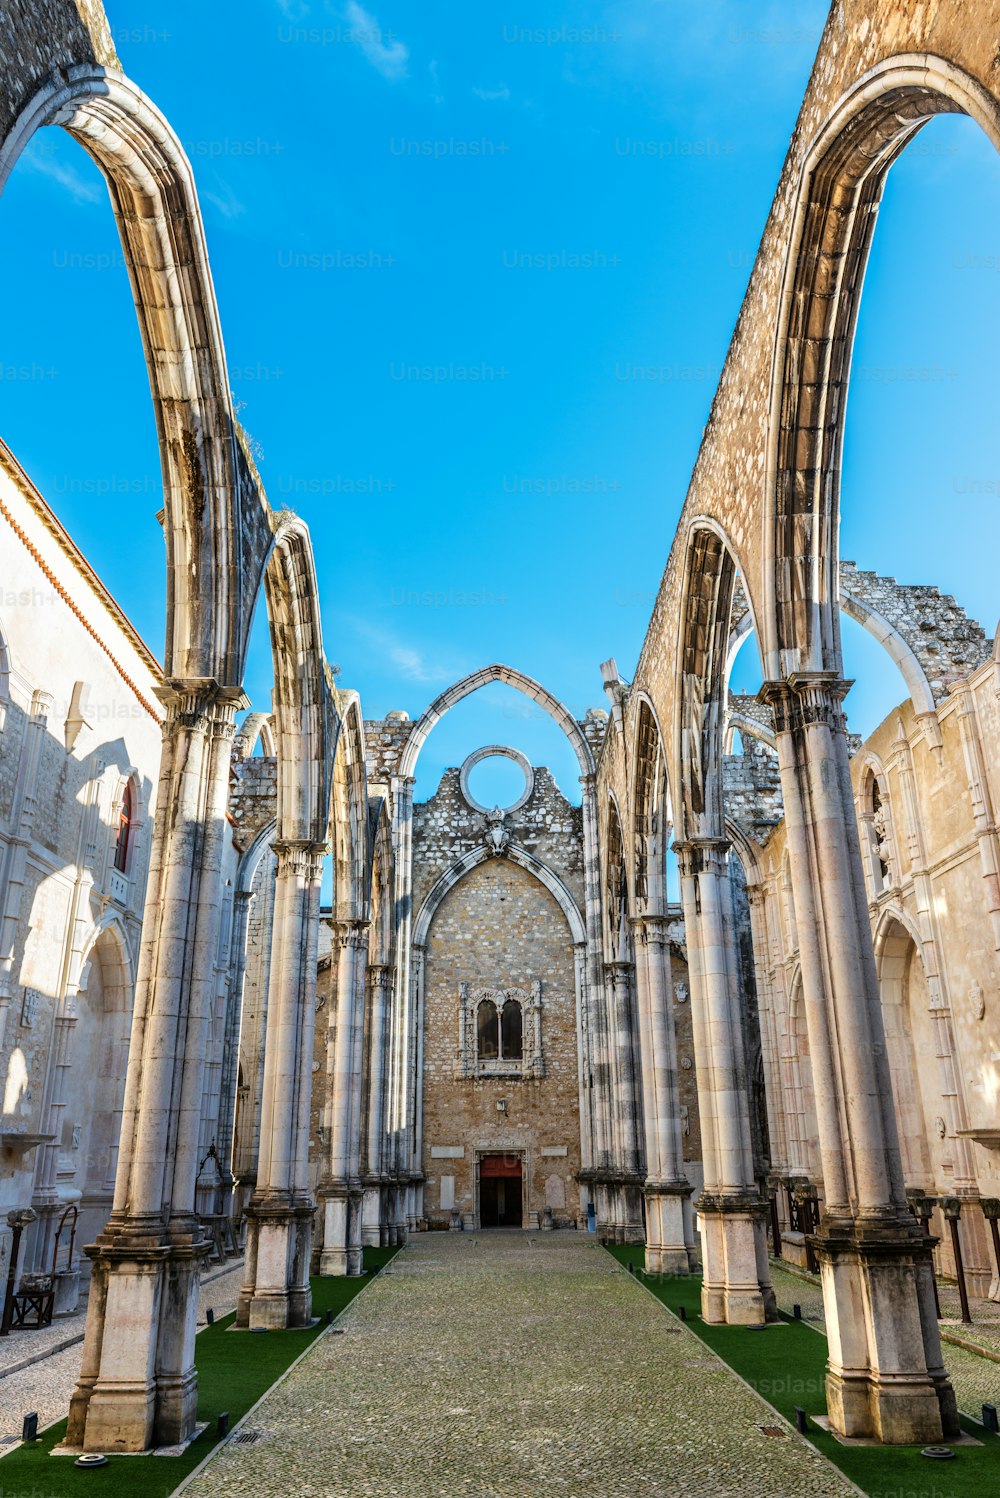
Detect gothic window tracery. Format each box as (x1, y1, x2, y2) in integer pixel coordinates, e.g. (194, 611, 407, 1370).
(459, 982, 543, 1077)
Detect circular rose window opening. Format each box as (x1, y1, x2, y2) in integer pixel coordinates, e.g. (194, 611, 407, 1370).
(460, 746, 534, 814)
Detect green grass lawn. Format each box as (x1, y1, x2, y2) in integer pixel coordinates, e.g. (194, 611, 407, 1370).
(608, 1245, 1000, 1498)
(0, 1248, 397, 1498)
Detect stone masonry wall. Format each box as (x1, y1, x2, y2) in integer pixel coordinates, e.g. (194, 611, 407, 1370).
(421, 857, 582, 1229)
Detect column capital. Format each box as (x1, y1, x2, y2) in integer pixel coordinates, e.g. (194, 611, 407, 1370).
(759, 673, 853, 736)
(155, 679, 250, 735)
(334, 918, 371, 951)
(672, 837, 729, 878)
(271, 839, 328, 880)
(629, 913, 671, 947)
(366, 963, 393, 989)
(744, 881, 767, 908)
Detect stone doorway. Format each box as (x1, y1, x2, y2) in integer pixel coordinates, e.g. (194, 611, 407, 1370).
(479, 1153, 523, 1227)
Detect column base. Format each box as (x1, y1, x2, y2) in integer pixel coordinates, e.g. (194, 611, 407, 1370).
(644, 1183, 696, 1274)
(816, 1218, 959, 1444)
(236, 1200, 313, 1329)
(66, 1223, 207, 1453)
(697, 1193, 774, 1325)
(318, 1187, 364, 1277)
(361, 1184, 383, 1247)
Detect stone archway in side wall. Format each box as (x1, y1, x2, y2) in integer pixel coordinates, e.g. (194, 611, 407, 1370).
(0, 65, 274, 686)
(763, 54, 1000, 680)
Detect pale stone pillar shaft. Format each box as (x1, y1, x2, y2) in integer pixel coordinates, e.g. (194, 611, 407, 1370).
(319, 920, 368, 1275)
(215, 887, 254, 1202)
(633, 915, 692, 1271)
(580, 775, 610, 1225)
(762, 675, 957, 1444)
(762, 688, 852, 1217)
(239, 841, 324, 1328)
(765, 677, 903, 1217)
(68, 683, 245, 1455)
(676, 838, 769, 1324)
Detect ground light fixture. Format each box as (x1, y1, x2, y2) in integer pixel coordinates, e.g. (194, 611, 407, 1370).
(217, 1411, 230, 1437)
(983, 1402, 999, 1433)
(921, 1447, 955, 1460)
(73, 1454, 108, 1469)
(206, 1306, 215, 1325)
(20, 1412, 37, 1442)
(794, 1407, 808, 1435)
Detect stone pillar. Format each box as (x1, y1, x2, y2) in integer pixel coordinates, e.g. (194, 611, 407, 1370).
(361, 963, 390, 1246)
(238, 840, 324, 1328)
(318, 919, 368, 1275)
(605, 959, 644, 1243)
(674, 838, 772, 1325)
(761, 674, 958, 1444)
(580, 775, 612, 1234)
(632, 915, 693, 1272)
(216, 886, 254, 1220)
(67, 682, 244, 1454)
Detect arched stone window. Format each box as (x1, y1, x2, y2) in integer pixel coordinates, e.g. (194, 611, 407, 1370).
(501, 998, 523, 1060)
(114, 782, 134, 873)
(861, 768, 893, 895)
(477, 998, 499, 1059)
(459, 983, 543, 1078)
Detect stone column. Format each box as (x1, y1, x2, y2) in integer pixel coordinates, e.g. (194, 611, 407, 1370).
(67, 682, 245, 1454)
(238, 840, 324, 1328)
(605, 959, 644, 1243)
(632, 915, 693, 1272)
(761, 674, 958, 1444)
(388, 777, 416, 1233)
(318, 919, 368, 1275)
(674, 838, 772, 1325)
(580, 775, 612, 1234)
(361, 963, 390, 1246)
(216, 887, 254, 1220)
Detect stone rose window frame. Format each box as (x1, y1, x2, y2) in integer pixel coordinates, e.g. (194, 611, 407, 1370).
(456, 980, 544, 1079)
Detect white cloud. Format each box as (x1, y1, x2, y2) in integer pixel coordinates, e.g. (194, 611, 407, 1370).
(472, 84, 511, 102)
(201, 176, 247, 221)
(21, 140, 102, 204)
(344, 1, 409, 82)
(347, 618, 463, 685)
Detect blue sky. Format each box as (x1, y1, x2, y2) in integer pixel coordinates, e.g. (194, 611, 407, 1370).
(1, 1, 997, 805)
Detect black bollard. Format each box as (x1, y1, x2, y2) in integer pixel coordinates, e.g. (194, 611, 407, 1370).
(983, 1403, 999, 1433)
(217, 1411, 230, 1438)
(794, 1407, 808, 1435)
(206, 1307, 215, 1326)
(21, 1413, 38, 1443)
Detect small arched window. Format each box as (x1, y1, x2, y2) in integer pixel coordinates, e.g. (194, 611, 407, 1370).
(477, 999, 499, 1059)
(501, 1000, 523, 1060)
(865, 771, 891, 892)
(114, 783, 134, 873)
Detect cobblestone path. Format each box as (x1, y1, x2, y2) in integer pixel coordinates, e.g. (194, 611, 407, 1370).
(188, 1232, 854, 1498)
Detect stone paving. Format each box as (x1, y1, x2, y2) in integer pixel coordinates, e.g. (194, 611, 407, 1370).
(0, 1258, 245, 1439)
(188, 1232, 854, 1498)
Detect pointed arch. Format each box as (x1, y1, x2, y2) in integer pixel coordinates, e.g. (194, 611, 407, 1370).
(603, 792, 630, 961)
(631, 693, 673, 917)
(264, 513, 336, 846)
(367, 795, 394, 964)
(330, 693, 369, 923)
(0, 65, 274, 685)
(764, 53, 1000, 677)
(398, 663, 594, 781)
(413, 844, 585, 948)
(675, 520, 743, 841)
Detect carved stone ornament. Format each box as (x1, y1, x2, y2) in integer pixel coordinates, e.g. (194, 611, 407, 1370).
(483, 807, 510, 857)
(674, 981, 689, 1004)
(971, 980, 986, 1021)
